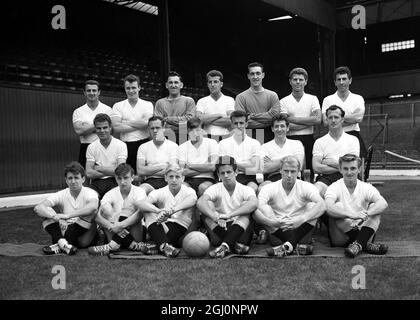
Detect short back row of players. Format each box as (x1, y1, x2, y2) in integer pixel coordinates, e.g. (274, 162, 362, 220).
(34, 63, 388, 259)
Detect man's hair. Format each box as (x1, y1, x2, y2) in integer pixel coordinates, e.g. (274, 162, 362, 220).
(339, 153, 362, 168)
(64, 161, 85, 178)
(289, 67, 308, 81)
(325, 105, 345, 118)
(148, 115, 165, 127)
(279, 156, 301, 171)
(84, 80, 100, 91)
(230, 110, 248, 122)
(271, 114, 289, 127)
(187, 117, 202, 130)
(114, 163, 134, 177)
(206, 70, 223, 82)
(247, 62, 264, 73)
(167, 71, 182, 82)
(123, 74, 140, 85)
(333, 66, 352, 80)
(165, 163, 183, 176)
(215, 156, 237, 173)
(93, 113, 112, 127)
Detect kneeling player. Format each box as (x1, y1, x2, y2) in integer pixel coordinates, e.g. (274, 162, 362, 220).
(134, 164, 197, 257)
(34, 162, 99, 255)
(325, 154, 388, 258)
(254, 156, 325, 257)
(197, 156, 258, 258)
(88, 163, 156, 255)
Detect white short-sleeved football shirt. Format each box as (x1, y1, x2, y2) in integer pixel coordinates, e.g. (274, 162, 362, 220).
(196, 94, 235, 135)
(313, 132, 360, 163)
(178, 137, 218, 179)
(101, 185, 147, 222)
(146, 185, 197, 229)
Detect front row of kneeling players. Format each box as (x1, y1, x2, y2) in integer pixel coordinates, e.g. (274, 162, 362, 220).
(35, 151, 389, 259)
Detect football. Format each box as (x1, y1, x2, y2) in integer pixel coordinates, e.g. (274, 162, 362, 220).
(182, 231, 210, 257)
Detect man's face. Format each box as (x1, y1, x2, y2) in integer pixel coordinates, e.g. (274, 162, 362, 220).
(326, 109, 344, 130)
(149, 120, 165, 141)
(116, 172, 134, 192)
(166, 76, 183, 96)
(272, 120, 289, 138)
(217, 165, 237, 186)
(231, 116, 247, 134)
(289, 74, 307, 92)
(188, 127, 203, 142)
(339, 160, 360, 183)
(247, 66, 264, 88)
(124, 81, 140, 99)
(65, 172, 85, 192)
(165, 170, 184, 191)
(207, 76, 222, 95)
(95, 120, 112, 141)
(280, 162, 299, 189)
(84, 84, 100, 104)
(334, 73, 352, 93)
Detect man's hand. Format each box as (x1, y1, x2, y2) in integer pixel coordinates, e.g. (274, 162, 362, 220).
(279, 216, 305, 231)
(350, 210, 368, 223)
(217, 218, 228, 230)
(109, 222, 125, 235)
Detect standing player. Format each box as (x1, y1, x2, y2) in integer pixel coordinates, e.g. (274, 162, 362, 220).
(87, 163, 157, 255)
(34, 162, 99, 255)
(197, 156, 258, 258)
(254, 156, 325, 257)
(260, 115, 305, 187)
(137, 116, 179, 195)
(85, 113, 128, 199)
(312, 105, 360, 198)
(321, 66, 367, 158)
(280, 68, 321, 181)
(133, 164, 197, 257)
(72, 80, 112, 168)
(154, 71, 196, 144)
(235, 62, 284, 143)
(325, 154, 388, 257)
(111, 74, 154, 174)
(218, 110, 262, 193)
(196, 70, 235, 141)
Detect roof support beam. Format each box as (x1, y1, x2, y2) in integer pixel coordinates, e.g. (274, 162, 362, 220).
(262, 0, 336, 30)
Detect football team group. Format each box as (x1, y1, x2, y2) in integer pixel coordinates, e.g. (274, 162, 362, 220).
(34, 63, 389, 259)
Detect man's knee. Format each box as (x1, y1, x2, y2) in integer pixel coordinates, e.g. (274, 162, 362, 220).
(139, 183, 154, 195)
(198, 181, 213, 197)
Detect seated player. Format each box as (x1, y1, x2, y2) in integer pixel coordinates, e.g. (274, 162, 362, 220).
(254, 156, 325, 257)
(218, 110, 262, 193)
(88, 163, 157, 255)
(197, 156, 258, 258)
(34, 162, 99, 255)
(178, 117, 218, 195)
(325, 154, 389, 258)
(260, 115, 305, 189)
(312, 105, 360, 198)
(85, 113, 128, 199)
(137, 116, 179, 195)
(134, 164, 197, 257)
